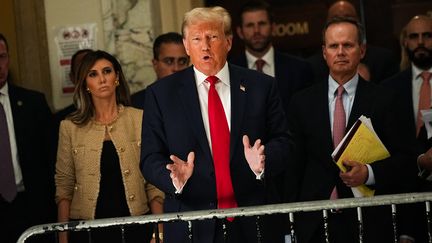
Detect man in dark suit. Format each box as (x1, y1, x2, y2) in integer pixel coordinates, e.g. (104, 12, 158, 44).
(230, 6, 312, 233)
(286, 17, 412, 243)
(230, 1, 313, 115)
(229, 0, 314, 115)
(307, 0, 399, 84)
(131, 32, 189, 109)
(140, 6, 291, 243)
(0, 33, 56, 243)
(382, 15, 432, 243)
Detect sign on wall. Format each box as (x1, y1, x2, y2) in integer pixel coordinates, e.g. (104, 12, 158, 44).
(54, 23, 97, 95)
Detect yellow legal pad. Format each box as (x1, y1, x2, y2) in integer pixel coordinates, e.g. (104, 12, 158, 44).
(332, 115, 390, 197)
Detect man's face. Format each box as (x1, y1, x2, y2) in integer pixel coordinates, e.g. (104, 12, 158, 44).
(183, 21, 232, 76)
(404, 17, 432, 70)
(323, 22, 365, 83)
(152, 42, 189, 79)
(0, 40, 9, 88)
(237, 10, 273, 54)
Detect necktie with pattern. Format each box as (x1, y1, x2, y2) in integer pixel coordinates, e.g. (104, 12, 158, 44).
(331, 85, 346, 200)
(255, 59, 265, 73)
(417, 71, 432, 136)
(0, 101, 17, 202)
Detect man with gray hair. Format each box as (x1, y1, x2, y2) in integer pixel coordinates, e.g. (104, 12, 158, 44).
(140, 6, 291, 243)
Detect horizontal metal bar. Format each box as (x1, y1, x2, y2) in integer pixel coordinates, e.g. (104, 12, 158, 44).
(18, 192, 432, 243)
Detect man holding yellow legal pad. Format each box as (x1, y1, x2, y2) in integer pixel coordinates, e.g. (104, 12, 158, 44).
(284, 16, 414, 243)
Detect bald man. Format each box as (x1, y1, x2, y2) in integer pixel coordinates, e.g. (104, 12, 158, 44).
(308, 0, 399, 83)
(383, 15, 432, 243)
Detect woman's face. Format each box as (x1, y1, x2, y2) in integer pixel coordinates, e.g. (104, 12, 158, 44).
(86, 58, 118, 101)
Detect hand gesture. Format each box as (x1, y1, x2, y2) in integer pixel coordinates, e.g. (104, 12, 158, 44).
(166, 152, 195, 190)
(242, 135, 265, 174)
(339, 160, 368, 187)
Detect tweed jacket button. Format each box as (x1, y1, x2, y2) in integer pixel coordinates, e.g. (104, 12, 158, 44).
(119, 147, 125, 152)
(73, 149, 78, 154)
(124, 169, 130, 176)
(74, 186, 78, 190)
(129, 194, 135, 201)
(137, 141, 141, 147)
(108, 125, 113, 131)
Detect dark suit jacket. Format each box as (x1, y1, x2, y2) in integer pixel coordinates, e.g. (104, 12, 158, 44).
(382, 69, 429, 242)
(140, 64, 291, 243)
(308, 45, 399, 84)
(1, 83, 56, 242)
(286, 78, 413, 243)
(229, 50, 314, 116)
(131, 88, 146, 110)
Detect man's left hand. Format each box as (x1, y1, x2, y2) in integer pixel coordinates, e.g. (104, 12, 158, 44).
(242, 135, 265, 174)
(339, 160, 368, 187)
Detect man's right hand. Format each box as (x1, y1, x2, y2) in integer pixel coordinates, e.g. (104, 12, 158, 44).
(166, 152, 195, 190)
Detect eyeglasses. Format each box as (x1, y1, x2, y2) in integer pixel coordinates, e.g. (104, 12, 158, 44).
(159, 57, 189, 66)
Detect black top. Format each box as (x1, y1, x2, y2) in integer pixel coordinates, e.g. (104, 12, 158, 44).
(95, 140, 129, 218)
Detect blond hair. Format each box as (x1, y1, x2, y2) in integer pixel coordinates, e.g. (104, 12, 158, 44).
(182, 6, 232, 38)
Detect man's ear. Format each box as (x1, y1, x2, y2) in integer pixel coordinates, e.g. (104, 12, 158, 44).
(236, 26, 244, 40)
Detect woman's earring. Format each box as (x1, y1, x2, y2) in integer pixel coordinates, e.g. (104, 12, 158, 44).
(115, 80, 119, 86)
(86, 87, 91, 93)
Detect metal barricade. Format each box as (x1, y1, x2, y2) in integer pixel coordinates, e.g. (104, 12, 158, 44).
(17, 192, 432, 243)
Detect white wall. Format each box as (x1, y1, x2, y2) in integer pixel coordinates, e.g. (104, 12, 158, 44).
(44, 0, 106, 110)
(44, 0, 203, 110)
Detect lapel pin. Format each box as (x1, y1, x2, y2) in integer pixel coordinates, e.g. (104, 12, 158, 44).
(17, 100, 23, 106)
(240, 84, 245, 92)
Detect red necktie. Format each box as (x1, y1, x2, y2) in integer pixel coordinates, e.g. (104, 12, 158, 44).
(207, 76, 237, 219)
(255, 59, 265, 73)
(331, 85, 346, 200)
(417, 71, 432, 136)
(0, 101, 17, 202)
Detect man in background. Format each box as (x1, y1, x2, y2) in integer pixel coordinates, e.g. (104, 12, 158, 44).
(132, 32, 189, 109)
(0, 33, 56, 243)
(308, 0, 399, 83)
(287, 17, 411, 243)
(230, 0, 314, 115)
(382, 15, 432, 243)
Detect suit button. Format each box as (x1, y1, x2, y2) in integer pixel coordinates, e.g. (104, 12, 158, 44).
(124, 169, 130, 176)
(129, 194, 135, 201)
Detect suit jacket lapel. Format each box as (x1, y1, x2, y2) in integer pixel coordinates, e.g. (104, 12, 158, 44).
(347, 77, 369, 129)
(177, 67, 212, 160)
(228, 65, 246, 162)
(316, 82, 335, 162)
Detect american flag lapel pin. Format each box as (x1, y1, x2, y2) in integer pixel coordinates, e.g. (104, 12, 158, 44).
(240, 84, 245, 92)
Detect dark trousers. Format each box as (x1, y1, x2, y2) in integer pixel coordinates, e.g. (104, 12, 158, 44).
(0, 192, 56, 243)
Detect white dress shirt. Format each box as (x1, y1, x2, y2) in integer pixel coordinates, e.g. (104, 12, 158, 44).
(245, 46, 275, 77)
(411, 65, 432, 121)
(0, 82, 24, 191)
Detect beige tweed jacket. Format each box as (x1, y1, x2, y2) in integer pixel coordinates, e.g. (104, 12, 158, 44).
(55, 106, 164, 220)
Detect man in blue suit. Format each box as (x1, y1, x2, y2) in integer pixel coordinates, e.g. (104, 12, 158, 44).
(140, 6, 291, 243)
(230, 0, 314, 114)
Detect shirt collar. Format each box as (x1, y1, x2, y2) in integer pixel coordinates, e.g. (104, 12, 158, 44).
(412, 64, 432, 81)
(0, 81, 9, 97)
(328, 73, 358, 98)
(245, 46, 274, 67)
(194, 61, 230, 87)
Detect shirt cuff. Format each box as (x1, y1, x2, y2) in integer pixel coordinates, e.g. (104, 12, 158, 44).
(173, 180, 187, 194)
(253, 168, 265, 180)
(365, 164, 375, 185)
